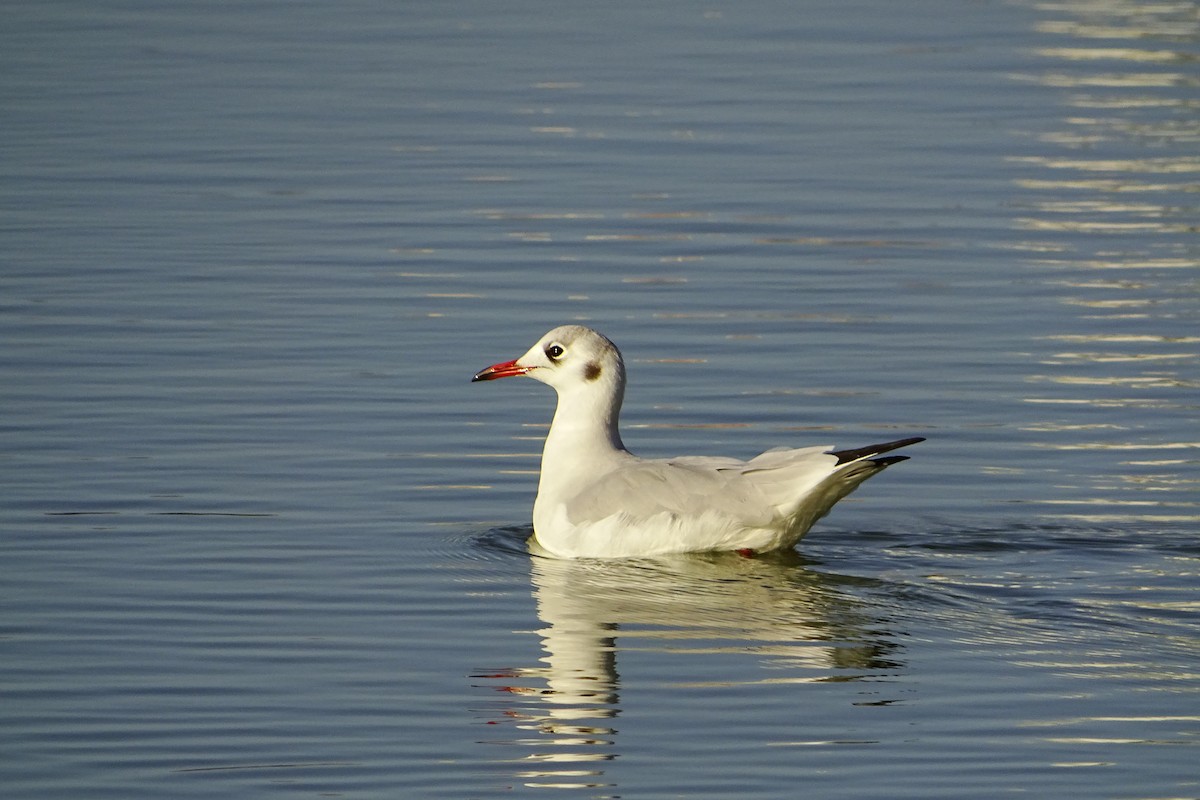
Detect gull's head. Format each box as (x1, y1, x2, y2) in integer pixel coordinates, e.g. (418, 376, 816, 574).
(472, 325, 625, 396)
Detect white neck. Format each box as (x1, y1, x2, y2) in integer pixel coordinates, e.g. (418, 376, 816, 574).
(545, 381, 625, 454)
(537, 378, 630, 501)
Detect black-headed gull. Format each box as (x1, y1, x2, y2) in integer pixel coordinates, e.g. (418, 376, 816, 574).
(473, 325, 922, 558)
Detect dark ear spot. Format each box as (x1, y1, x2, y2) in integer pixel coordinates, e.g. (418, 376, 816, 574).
(583, 361, 602, 382)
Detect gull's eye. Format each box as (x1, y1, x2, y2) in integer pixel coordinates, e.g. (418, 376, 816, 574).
(545, 344, 565, 360)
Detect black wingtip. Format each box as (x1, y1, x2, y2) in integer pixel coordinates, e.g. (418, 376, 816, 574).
(829, 436, 925, 466)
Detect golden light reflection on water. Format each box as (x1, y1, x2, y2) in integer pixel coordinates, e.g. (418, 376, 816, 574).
(1009, 155, 1200, 172)
(1016, 177, 1198, 190)
(1033, 11, 1200, 40)
(1018, 71, 1197, 88)
(1034, 46, 1188, 62)
(1012, 0, 1199, 524)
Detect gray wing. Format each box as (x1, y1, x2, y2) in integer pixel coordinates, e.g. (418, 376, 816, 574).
(562, 457, 779, 528)
(556, 439, 921, 550)
(561, 447, 841, 528)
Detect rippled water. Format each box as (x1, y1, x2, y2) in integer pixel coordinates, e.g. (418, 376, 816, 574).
(2, 1, 1197, 798)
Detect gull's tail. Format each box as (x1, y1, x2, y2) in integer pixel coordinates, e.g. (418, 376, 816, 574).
(780, 436, 926, 541)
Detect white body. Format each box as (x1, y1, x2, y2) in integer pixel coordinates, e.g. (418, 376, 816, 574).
(473, 325, 920, 559)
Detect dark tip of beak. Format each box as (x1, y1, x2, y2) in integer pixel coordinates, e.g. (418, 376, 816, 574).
(471, 359, 527, 382)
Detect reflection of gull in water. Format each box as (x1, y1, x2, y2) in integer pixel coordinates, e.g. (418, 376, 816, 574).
(474, 548, 904, 792)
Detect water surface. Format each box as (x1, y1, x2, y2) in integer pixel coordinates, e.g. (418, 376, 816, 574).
(2, 1, 1197, 798)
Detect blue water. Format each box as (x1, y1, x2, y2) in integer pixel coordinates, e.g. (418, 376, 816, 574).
(2, 1, 1197, 798)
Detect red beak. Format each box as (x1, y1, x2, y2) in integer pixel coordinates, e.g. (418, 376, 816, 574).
(471, 358, 530, 382)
